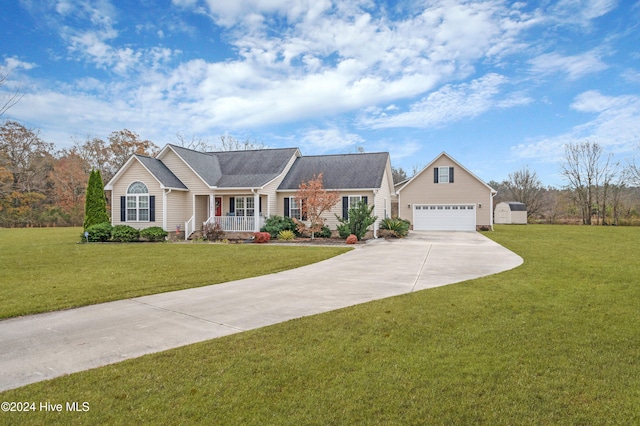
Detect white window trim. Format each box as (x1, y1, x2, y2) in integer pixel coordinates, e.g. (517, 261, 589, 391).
(126, 182, 149, 222)
(438, 166, 450, 184)
(289, 197, 302, 220)
(235, 196, 255, 217)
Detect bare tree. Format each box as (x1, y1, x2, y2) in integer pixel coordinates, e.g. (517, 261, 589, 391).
(560, 141, 621, 225)
(504, 166, 543, 219)
(212, 135, 265, 151)
(173, 132, 212, 152)
(0, 70, 23, 118)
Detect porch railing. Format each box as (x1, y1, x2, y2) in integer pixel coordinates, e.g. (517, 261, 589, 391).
(204, 215, 265, 232)
(185, 215, 195, 240)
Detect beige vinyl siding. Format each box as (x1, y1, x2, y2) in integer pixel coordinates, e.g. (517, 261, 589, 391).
(277, 190, 374, 231)
(399, 155, 493, 227)
(160, 149, 210, 193)
(373, 161, 394, 225)
(111, 161, 163, 229)
(165, 190, 187, 232)
(262, 153, 299, 217)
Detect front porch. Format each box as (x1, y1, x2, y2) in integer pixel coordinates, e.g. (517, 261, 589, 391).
(184, 192, 267, 239)
(204, 215, 265, 233)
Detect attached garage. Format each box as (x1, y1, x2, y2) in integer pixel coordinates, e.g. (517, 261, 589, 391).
(413, 204, 476, 231)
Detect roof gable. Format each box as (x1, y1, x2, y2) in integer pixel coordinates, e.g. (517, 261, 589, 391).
(105, 154, 187, 190)
(396, 152, 496, 194)
(278, 152, 390, 190)
(161, 145, 299, 188)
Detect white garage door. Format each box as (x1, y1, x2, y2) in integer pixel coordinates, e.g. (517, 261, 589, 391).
(413, 204, 476, 231)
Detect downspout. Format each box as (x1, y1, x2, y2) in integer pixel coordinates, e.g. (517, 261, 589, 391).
(490, 190, 497, 231)
(373, 189, 379, 239)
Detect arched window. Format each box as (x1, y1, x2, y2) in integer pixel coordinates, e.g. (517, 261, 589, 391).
(126, 182, 149, 221)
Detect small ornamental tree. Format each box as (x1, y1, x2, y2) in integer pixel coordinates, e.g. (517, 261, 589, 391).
(83, 169, 109, 230)
(295, 173, 340, 239)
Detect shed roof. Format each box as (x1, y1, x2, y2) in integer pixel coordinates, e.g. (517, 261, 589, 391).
(506, 202, 527, 211)
(278, 152, 389, 190)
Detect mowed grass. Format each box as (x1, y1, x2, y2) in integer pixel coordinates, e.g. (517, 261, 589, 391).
(2, 225, 640, 425)
(0, 227, 350, 318)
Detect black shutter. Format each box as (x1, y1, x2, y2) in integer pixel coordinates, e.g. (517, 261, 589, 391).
(229, 197, 235, 214)
(284, 197, 290, 217)
(120, 196, 126, 222)
(259, 197, 262, 214)
(342, 196, 348, 219)
(434, 167, 439, 183)
(149, 196, 155, 222)
(362, 196, 368, 205)
(449, 167, 454, 183)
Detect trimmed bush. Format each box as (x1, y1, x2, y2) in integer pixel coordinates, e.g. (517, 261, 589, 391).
(278, 230, 296, 241)
(140, 226, 168, 242)
(345, 234, 358, 244)
(253, 232, 271, 243)
(84, 222, 112, 242)
(261, 215, 298, 238)
(315, 225, 332, 238)
(379, 217, 410, 237)
(336, 200, 377, 240)
(203, 222, 225, 241)
(111, 225, 140, 242)
(83, 170, 109, 230)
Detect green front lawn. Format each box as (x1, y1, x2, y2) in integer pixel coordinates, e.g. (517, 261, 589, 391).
(0, 227, 350, 318)
(2, 225, 639, 425)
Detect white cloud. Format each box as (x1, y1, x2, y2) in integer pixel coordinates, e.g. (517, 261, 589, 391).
(551, 0, 618, 26)
(529, 49, 609, 80)
(360, 73, 530, 129)
(299, 126, 364, 152)
(513, 91, 640, 161)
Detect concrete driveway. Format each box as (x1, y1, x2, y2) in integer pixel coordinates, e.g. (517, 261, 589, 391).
(0, 231, 522, 392)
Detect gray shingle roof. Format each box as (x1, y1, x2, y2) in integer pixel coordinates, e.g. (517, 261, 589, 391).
(278, 152, 389, 190)
(135, 155, 187, 190)
(170, 145, 299, 188)
(507, 202, 527, 211)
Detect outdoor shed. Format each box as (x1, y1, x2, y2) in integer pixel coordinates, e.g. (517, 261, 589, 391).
(494, 202, 527, 224)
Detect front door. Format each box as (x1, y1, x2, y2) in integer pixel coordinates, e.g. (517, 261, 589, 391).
(215, 197, 222, 217)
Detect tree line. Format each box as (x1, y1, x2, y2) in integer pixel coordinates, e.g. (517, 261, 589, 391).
(2, 117, 640, 228)
(0, 119, 265, 227)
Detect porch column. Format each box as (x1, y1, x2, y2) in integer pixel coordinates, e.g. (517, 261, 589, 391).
(209, 194, 214, 220)
(253, 191, 260, 232)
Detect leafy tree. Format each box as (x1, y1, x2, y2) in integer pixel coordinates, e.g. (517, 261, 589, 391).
(336, 200, 377, 240)
(83, 169, 109, 230)
(392, 166, 408, 184)
(295, 173, 340, 239)
(107, 129, 158, 181)
(50, 149, 89, 226)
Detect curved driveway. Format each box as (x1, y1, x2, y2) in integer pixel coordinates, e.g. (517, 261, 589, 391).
(0, 231, 522, 392)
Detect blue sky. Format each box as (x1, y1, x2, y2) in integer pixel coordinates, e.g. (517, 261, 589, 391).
(2, 0, 639, 186)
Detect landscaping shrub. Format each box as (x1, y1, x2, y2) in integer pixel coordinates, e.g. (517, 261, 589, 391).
(140, 226, 168, 242)
(336, 200, 377, 240)
(253, 232, 271, 243)
(83, 169, 109, 230)
(345, 234, 358, 244)
(315, 225, 332, 238)
(379, 217, 410, 237)
(111, 225, 140, 242)
(203, 222, 225, 241)
(84, 222, 112, 242)
(278, 230, 296, 241)
(261, 215, 298, 238)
